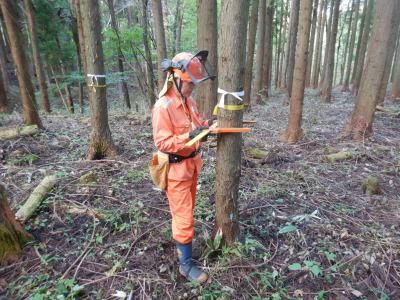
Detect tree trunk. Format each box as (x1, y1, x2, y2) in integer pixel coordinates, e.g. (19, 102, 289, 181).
(311, 0, 327, 88)
(261, 0, 274, 98)
(345, 0, 399, 140)
(243, 0, 259, 110)
(0, 0, 42, 127)
(286, 0, 300, 97)
(55, 35, 74, 114)
(215, 0, 249, 246)
(281, 0, 313, 143)
(108, 0, 131, 109)
(376, 17, 400, 106)
(352, 0, 373, 95)
(320, 0, 334, 88)
(274, 0, 285, 88)
(334, 15, 343, 86)
(141, 0, 156, 107)
(0, 64, 7, 112)
(0, 19, 9, 92)
(343, 0, 360, 91)
(78, 0, 117, 159)
(0, 185, 32, 266)
(151, 0, 167, 91)
(305, 0, 319, 87)
(23, 0, 50, 113)
(253, 0, 266, 104)
(390, 41, 400, 100)
(351, 0, 367, 85)
(172, 0, 182, 54)
(278, 0, 289, 88)
(321, 0, 340, 103)
(197, 0, 218, 118)
(339, 1, 353, 86)
(70, 12, 84, 113)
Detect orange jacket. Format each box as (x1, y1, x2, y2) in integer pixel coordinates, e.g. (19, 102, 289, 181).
(152, 88, 208, 181)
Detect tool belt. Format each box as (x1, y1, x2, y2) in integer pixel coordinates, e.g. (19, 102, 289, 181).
(168, 150, 199, 163)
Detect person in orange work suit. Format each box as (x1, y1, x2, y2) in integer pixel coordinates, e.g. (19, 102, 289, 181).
(152, 50, 216, 283)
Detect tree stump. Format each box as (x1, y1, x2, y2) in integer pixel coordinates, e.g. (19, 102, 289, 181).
(0, 185, 32, 266)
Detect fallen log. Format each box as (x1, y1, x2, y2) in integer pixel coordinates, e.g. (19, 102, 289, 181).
(15, 175, 58, 223)
(0, 125, 39, 141)
(324, 151, 353, 163)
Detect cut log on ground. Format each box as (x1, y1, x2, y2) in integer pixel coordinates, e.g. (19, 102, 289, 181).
(15, 175, 58, 223)
(324, 151, 353, 163)
(0, 185, 32, 266)
(0, 125, 39, 141)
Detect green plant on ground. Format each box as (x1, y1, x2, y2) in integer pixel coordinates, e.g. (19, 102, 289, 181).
(7, 153, 40, 165)
(250, 269, 289, 299)
(126, 169, 147, 182)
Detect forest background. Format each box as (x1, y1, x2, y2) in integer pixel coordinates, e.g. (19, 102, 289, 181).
(0, 0, 400, 299)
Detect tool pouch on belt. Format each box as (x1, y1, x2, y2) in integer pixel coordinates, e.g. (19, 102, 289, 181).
(149, 151, 169, 191)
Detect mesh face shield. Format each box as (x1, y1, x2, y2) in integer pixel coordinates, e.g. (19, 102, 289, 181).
(163, 50, 216, 84)
(181, 51, 216, 84)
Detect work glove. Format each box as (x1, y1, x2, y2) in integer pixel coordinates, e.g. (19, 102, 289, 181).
(189, 126, 209, 139)
(207, 116, 217, 126)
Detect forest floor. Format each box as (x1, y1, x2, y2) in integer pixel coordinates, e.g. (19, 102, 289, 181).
(1, 88, 400, 300)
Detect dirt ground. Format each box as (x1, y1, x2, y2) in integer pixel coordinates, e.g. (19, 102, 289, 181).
(1, 88, 399, 299)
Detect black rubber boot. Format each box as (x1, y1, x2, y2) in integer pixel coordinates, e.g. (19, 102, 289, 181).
(176, 242, 208, 284)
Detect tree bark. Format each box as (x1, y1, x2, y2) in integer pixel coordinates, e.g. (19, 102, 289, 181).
(281, 0, 313, 143)
(343, 0, 360, 91)
(70, 8, 84, 113)
(0, 19, 9, 92)
(197, 0, 218, 118)
(305, 0, 319, 87)
(151, 0, 167, 91)
(78, 0, 117, 159)
(0, 0, 42, 127)
(253, 0, 266, 104)
(321, 0, 340, 103)
(339, 1, 353, 86)
(351, 0, 367, 85)
(376, 17, 400, 106)
(172, 0, 182, 54)
(0, 66, 7, 112)
(320, 0, 334, 87)
(0, 185, 32, 266)
(390, 41, 400, 100)
(311, 0, 327, 88)
(286, 0, 300, 97)
(352, 0, 373, 95)
(243, 0, 259, 110)
(108, 0, 131, 109)
(345, 0, 399, 140)
(275, 0, 286, 88)
(278, 0, 289, 88)
(23, 0, 50, 113)
(215, 0, 249, 246)
(141, 0, 156, 107)
(261, 0, 274, 98)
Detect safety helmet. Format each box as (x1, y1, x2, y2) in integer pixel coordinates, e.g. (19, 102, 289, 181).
(160, 50, 216, 85)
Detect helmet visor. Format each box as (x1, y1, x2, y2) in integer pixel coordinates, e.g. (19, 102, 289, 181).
(184, 51, 216, 84)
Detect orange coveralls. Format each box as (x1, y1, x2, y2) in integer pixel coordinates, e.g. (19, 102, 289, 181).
(152, 88, 208, 244)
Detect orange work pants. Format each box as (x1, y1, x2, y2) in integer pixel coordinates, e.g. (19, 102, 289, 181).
(166, 172, 198, 244)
